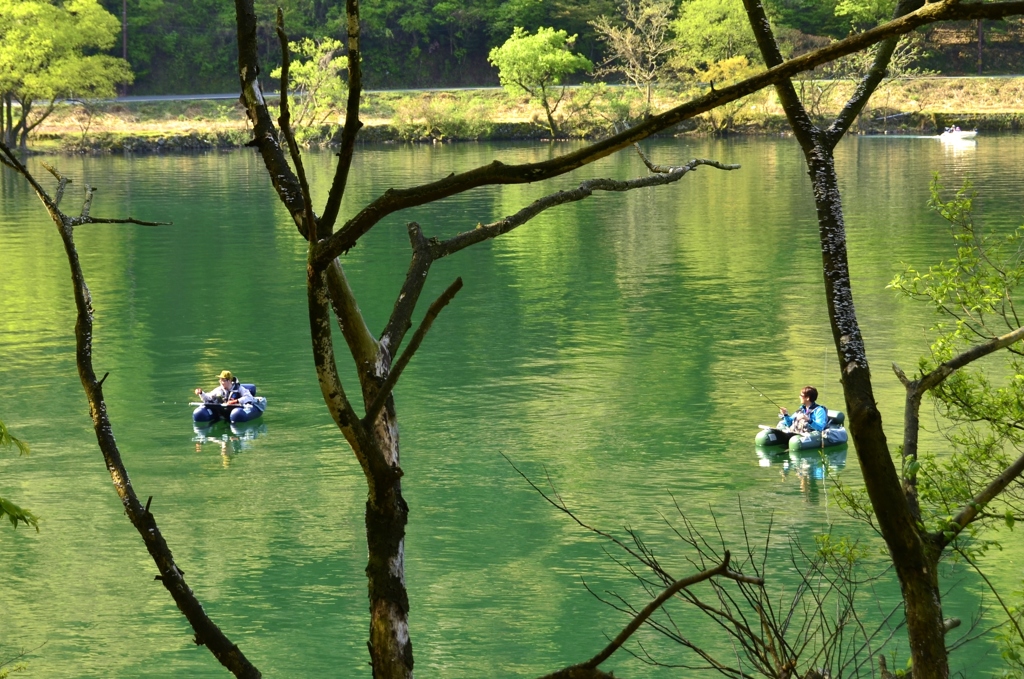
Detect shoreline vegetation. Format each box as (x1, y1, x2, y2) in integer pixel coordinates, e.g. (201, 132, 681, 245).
(30, 76, 1024, 154)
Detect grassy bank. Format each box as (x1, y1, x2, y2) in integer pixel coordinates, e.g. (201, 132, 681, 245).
(27, 76, 1024, 153)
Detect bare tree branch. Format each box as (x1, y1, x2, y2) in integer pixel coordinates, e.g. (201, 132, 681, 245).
(825, 0, 924, 145)
(275, 11, 317, 240)
(381, 150, 736, 360)
(38, 162, 169, 227)
(235, 0, 308, 237)
(80, 184, 95, 218)
(318, 0, 364, 237)
(379, 223, 433, 356)
(324, 261, 381, 372)
(432, 157, 739, 260)
(538, 556, 749, 679)
(306, 254, 385, 484)
(364, 277, 463, 425)
(0, 143, 260, 679)
(310, 0, 1024, 267)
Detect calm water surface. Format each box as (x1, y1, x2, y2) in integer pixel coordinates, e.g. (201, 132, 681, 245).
(2, 135, 1023, 677)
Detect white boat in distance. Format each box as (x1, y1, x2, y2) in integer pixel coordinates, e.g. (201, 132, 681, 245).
(939, 126, 978, 141)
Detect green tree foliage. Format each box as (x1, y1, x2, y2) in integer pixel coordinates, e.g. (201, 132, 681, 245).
(360, 0, 509, 88)
(488, 26, 593, 137)
(0, 0, 132, 149)
(890, 180, 1024, 531)
(886, 179, 1024, 663)
(998, 579, 1024, 678)
(270, 38, 348, 129)
(766, 0, 849, 39)
(0, 420, 38, 531)
(834, 0, 896, 31)
(670, 0, 762, 73)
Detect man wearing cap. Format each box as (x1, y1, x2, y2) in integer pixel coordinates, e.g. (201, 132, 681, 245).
(193, 370, 255, 423)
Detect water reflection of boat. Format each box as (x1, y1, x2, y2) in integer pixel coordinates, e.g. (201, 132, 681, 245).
(756, 446, 849, 501)
(193, 420, 268, 458)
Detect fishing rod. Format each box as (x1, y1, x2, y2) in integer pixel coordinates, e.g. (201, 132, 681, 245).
(744, 379, 786, 412)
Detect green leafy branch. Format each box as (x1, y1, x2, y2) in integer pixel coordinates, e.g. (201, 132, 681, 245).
(0, 419, 38, 530)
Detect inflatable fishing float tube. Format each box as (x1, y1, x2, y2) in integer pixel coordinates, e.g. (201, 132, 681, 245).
(755, 409, 849, 452)
(191, 383, 267, 424)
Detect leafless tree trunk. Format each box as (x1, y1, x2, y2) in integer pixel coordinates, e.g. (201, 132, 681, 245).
(977, 19, 984, 74)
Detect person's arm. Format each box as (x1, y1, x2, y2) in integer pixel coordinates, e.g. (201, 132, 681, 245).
(233, 384, 254, 406)
(810, 406, 828, 432)
(779, 408, 794, 427)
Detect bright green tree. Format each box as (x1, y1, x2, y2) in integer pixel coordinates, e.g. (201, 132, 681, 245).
(488, 26, 592, 138)
(0, 420, 37, 530)
(834, 0, 896, 31)
(670, 0, 761, 73)
(271, 37, 348, 130)
(0, 0, 133, 149)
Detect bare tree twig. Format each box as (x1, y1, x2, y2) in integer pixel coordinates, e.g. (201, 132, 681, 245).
(275, 11, 317, 241)
(318, 0, 364, 236)
(80, 184, 95, 218)
(383, 151, 736, 358)
(364, 277, 463, 425)
(538, 556, 747, 679)
(432, 158, 739, 260)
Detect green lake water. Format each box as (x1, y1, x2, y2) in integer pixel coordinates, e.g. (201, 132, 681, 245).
(1, 135, 1023, 677)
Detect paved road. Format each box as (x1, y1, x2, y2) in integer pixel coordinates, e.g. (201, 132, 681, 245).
(113, 87, 504, 103)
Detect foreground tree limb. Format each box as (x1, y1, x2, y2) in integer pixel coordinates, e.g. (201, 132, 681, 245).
(0, 142, 261, 679)
(236, 0, 1024, 263)
(363, 278, 463, 425)
(895, 324, 1024, 509)
(309, 0, 1024, 266)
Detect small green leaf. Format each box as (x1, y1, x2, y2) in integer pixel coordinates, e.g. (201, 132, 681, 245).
(1006, 510, 1016, 530)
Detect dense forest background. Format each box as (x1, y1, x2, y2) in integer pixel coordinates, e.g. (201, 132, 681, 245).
(100, 0, 1024, 94)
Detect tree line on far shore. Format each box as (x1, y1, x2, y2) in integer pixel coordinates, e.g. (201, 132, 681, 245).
(4, 0, 1024, 101)
(102, 0, 1024, 92)
(6, 0, 1023, 150)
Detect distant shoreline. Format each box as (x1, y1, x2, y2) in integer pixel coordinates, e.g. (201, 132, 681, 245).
(24, 78, 1024, 154)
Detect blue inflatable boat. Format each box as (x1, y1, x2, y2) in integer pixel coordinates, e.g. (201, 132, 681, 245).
(191, 383, 267, 424)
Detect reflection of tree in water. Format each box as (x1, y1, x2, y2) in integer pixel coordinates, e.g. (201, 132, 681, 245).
(756, 447, 848, 503)
(193, 422, 268, 465)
